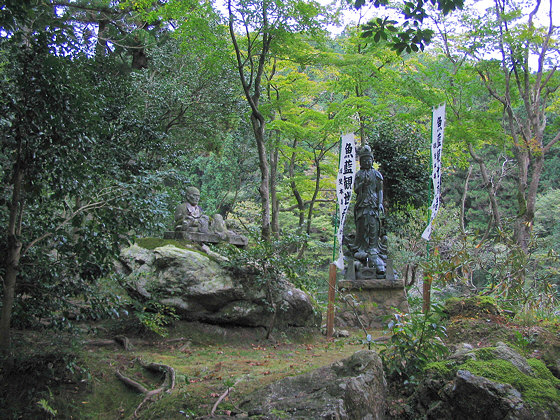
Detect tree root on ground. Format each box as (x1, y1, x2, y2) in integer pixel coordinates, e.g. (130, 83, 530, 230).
(84, 335, 132, 350)
(115, 359, 176, 418)
(210, 386, 232, 417)
(210, 377, 242, 417)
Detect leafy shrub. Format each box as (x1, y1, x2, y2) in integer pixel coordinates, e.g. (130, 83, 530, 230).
(219, 230, 313, 337)
(220, 229, 311, 292)
(378, 303, 449, 385)
(132, 300, 179, 337)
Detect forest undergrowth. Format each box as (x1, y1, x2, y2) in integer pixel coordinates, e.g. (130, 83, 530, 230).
(3, 294, 560, 419)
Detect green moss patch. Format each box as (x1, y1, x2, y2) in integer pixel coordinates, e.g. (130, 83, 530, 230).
(425, 344, 560, 413)
(424, 361, 454, 378)
(133, 237, 225, 263)
(23, 321, 371, 419)
(458, 358, 560, 409)
(445, 317, 513, 347)
(135, 237, 193, 250)
(444, 296, 499, 318)
(527, 358, 560, 386)
(473, 346, 497, 361)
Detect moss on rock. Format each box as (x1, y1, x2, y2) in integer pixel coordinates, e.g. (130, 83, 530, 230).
(420, 343, 560, 417)
(457, 358, 560, 410)
(424, 361, 454, 378)
(135, 237, 193, 250)
(444, 296, 499, 318)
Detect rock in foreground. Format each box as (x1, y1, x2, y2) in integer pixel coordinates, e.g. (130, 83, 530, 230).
(240, 349, 387, 419)
(413, 342, 559, 419)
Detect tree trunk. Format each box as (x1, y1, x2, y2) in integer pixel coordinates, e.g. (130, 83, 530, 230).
(251, 113, 271, 240)
(467, 143, 502, 231)
(131, 47, 148, 70)
(288, 139, 305, 228)
(305, 156, 322, 236)
(130, 22, 150, 70)
(460, 165, 473, 236)
(270, 145, 280, 236)
(0, 165, 24, 351)
(358, 111, 366, 146)
(515, 153, 544, 252)
(0, 242, 21, 351)
(95, 19, 109, 59)
(482, 0, 558, 252)
(228, 1, 272, 240)
(297, 155, 323, 259)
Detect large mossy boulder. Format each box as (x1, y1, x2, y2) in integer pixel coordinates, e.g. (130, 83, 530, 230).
(116, 243, 320, 329)
(414, 342, 560, 419)
(239, 350, 387, 419)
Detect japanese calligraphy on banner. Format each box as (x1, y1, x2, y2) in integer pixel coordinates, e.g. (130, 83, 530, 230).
(335, 133, 356, 269)
(422, 103, 446, 241)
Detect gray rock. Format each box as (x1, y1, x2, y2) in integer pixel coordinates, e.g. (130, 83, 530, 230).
(415, 370, 532, 420)
(449, 343, 534, 377)
(447, 370, 530, 419)
(116, 244, 320, 329)
(492, 342, 534, 376)
(240, 350, 387, 419)
(414, 346, 548, 420)
(449, 343, 476, 363)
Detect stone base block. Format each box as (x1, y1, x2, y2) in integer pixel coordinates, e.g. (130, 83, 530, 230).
(335, 278, 409, 330)
(164, 231, 248, 247)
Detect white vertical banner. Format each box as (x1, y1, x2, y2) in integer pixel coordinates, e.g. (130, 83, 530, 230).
(422, 103, 446, 241)
(335, 133, 356, 269)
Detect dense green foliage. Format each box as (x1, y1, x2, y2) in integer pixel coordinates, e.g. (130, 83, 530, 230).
(1, 2, 560, 419)
(366, 119, 430, 213)
(0, 0, 559, 351)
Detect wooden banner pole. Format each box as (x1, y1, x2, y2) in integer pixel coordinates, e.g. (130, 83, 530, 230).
(422, 273, 432, 313)
(326, 263, 337, 339)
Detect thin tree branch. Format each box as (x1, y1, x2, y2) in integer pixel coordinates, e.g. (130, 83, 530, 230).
(279, 199, 332, 212)
(22, 191, 126, 256)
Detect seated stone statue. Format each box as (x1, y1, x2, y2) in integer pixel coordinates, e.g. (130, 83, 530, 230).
(169, 186, 248, 247)
(175, 187, 210, 232)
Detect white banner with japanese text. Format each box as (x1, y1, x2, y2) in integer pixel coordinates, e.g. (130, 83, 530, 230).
(335, 133, 356, 269)
(422, 104, 446, 241)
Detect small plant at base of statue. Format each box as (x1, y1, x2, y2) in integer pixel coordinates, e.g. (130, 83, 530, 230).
(378, 302, 449, 386)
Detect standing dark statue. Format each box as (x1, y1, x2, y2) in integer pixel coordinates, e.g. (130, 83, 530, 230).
(337, 146, 404, 330)
(351, 145, 386, 276)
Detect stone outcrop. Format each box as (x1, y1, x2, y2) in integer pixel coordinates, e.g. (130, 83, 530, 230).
(164, 229, 248, 247)
(416, 371, 532, 420)
(239, 350, 387, 419)
(412, 343, 559, 419)
(116, 244, 320, 329)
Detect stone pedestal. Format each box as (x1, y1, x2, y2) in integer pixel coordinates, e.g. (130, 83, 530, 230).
(164, 231, 248, 247)
(335, 275, 408, 330)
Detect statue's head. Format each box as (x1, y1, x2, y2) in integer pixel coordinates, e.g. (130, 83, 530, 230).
(185, 186, 201, 205)
(358, 145, 374, 169)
